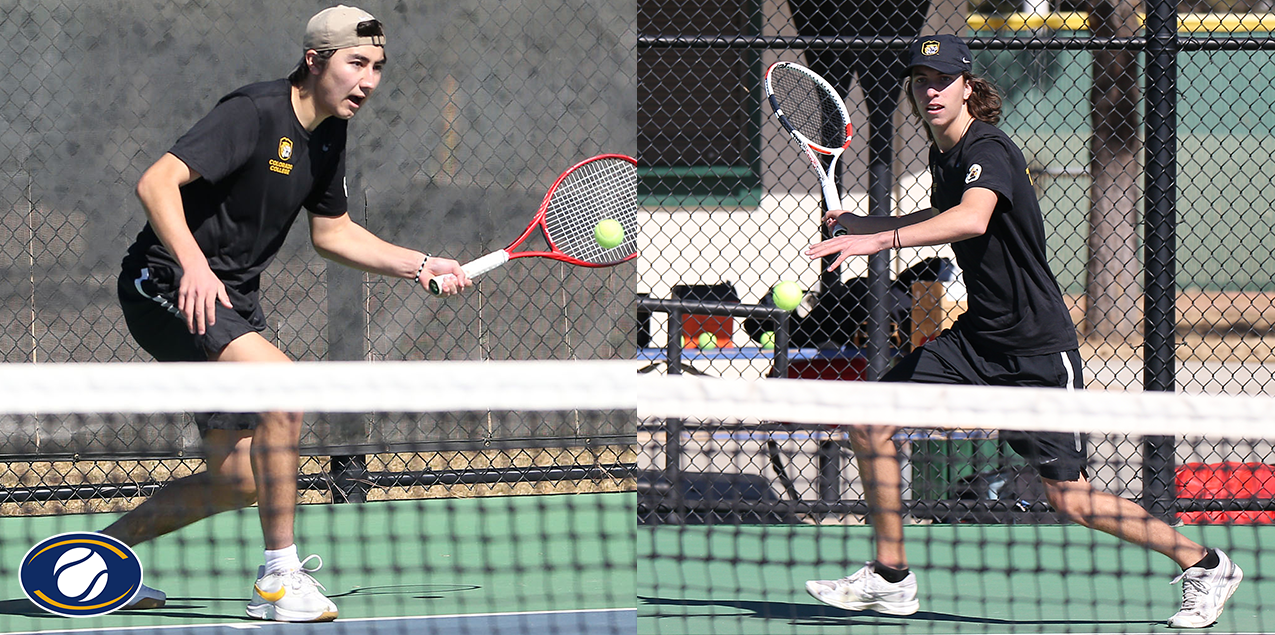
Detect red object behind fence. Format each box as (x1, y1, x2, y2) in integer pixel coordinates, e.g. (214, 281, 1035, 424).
(1176, 462, 1275, 524)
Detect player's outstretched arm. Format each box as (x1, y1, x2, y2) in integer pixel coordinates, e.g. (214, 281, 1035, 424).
(308, 212, 470, 295)
(825, 207, 938, 236)
(808, 188, 997, 271)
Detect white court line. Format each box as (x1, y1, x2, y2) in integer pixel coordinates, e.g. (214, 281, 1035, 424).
(0, 607, 637, 635)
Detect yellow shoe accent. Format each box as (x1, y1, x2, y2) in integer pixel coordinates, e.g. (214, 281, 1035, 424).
(254, 585, 287, 603)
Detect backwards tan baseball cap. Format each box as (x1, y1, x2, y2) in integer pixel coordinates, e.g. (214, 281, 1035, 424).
(304, 5, 385, 51)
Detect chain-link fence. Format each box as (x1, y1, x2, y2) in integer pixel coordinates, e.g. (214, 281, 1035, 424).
(0, 0, 636, 512)
(636, 0, 1275, 522)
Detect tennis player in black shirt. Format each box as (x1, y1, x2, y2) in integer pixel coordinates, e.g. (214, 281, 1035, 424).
(802, 34, 1241, 628)
(104, 6, 469, 622)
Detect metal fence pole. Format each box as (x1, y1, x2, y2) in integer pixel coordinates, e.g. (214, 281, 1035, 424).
(664, 307, 686, 522)
(1142, 0, 1179, 521)
(866, 76, 897, 381)
(326, 164, 371, 504)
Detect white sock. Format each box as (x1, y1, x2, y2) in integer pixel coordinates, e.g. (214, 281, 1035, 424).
(264, 544, 301, 575)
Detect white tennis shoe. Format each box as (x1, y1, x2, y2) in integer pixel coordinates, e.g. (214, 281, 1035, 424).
(245, 554, 338, 623)
(805, 563, 919, 615)
(123, 583, 166, 609)
(1167, 549, 1242, 628)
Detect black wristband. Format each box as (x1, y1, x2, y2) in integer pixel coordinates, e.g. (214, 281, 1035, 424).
(412, 255, 431, 284)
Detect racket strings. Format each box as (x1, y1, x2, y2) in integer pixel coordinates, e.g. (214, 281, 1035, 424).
(771, 67, 848, 149)
(543, 158, 638, 265)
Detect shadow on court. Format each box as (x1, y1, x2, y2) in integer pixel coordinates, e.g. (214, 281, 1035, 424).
(639, 596, 1158, 630)
(330, 583, 480, 601)
(0, 599, 54, 618)
(0, 584, 483, 622)
(0, 597, 248, 622)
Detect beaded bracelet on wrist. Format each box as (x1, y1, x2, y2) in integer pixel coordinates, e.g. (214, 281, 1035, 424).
(413, 255, 431, 284)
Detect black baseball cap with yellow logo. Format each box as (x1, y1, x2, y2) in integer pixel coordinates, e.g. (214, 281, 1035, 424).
(904, 35, 973, 76)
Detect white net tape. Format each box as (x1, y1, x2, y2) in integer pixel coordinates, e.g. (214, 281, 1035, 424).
(638, 374, 1275, 438)
(11, 362, 1271, 438)
(1, 360, 637, 414)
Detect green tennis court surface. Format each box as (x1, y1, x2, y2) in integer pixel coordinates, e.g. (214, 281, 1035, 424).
(639, 523, 1274, 634)
(0, 492, 635, 634)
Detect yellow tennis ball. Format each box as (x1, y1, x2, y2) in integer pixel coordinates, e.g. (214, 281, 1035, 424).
(697, 332, 717, 350)
(759, 331, 775, 349)
(594, 219, 624, 249)
(772, 281, 803, 312)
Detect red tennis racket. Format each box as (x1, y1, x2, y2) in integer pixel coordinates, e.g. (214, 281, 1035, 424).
(429, 154, 638, 295)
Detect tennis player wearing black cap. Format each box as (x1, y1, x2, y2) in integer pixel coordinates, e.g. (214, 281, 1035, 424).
(103, 5, 470, 622)
(802, 34, 1241, 628)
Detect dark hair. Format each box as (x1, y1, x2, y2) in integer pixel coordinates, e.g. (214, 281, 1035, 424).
(287, 49, 336, 86)
(965, 75, 1003, 124)
(905, 72, 1003, 142)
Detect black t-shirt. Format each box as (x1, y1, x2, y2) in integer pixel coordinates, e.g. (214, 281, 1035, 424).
(123, 79, 347, 313)
(930, 120, 1077, 355)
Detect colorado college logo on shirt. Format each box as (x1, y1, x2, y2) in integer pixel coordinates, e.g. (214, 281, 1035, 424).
(20, 532, 144, 617)
(965, 163, 982, 184)
(270, 137, 294, 176)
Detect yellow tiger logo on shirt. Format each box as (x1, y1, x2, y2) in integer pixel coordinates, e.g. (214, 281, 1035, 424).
(965, 163, 982, 184)
(270, 137, 294, 175)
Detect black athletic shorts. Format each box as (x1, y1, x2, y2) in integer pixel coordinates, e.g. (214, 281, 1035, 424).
(117, 266, 263, 433)
(884, 327, 1088, 482)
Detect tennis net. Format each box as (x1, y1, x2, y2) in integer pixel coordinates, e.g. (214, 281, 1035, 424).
(637, 374, 1275, 634)
(0, 359, 636, 634)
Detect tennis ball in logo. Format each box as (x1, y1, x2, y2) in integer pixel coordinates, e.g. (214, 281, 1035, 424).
(55, 547, 109, 602)
(771, 281, 804, 312)
(759, 331, 775, 349)
(697, 332, 717, 349)
(594, 219, 624, 249)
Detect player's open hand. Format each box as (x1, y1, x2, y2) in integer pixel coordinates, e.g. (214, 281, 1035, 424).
(419, 257, 470, 296)
(176, 264, 232, 335)
(804, 232, 890, 272)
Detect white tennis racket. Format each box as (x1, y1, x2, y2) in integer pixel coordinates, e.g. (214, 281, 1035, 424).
(429, 154, 638, 295)
(764, 61, 853, 236)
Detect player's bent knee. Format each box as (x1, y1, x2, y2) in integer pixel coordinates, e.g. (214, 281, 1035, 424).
(847, 424, 894, 448)
(222, 481, 258, 508)
(208, 469, 259, 505)
(255, 410, 304, 437)
(1040, 479, 1095, 527)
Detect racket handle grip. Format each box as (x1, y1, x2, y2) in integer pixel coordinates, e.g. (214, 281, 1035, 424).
(820, 176, 847, 237)
(820, 179, 842, 212)
(428, 250, 511, 295)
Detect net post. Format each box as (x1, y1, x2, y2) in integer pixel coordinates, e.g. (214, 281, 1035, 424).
(1142, 0, 1179, 522)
